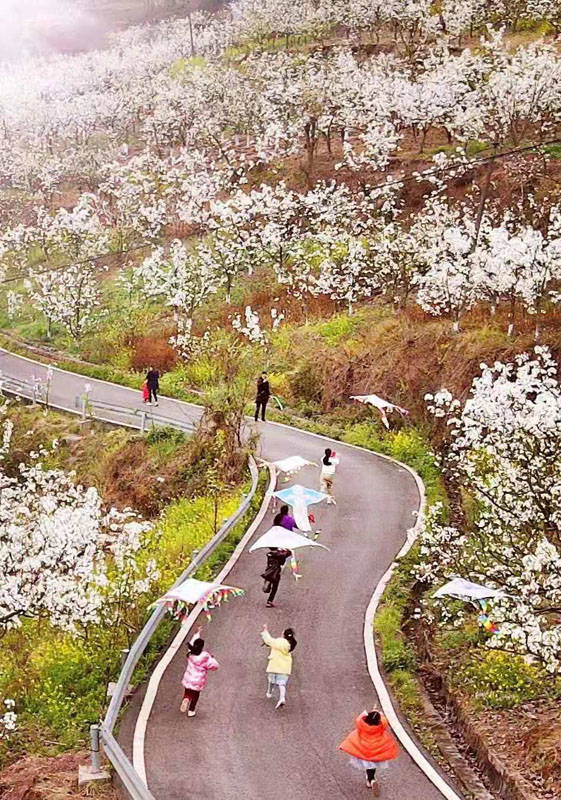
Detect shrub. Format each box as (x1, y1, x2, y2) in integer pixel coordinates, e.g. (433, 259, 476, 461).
(312, 314, 358, 345)
(131, 336, 178, 372)
(287, 360, 323, 403)
(375, 605, 416, 672)
(453, 651, 556, 710)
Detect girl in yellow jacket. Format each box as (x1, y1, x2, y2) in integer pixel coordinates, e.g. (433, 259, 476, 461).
(261, 624, 297, 710)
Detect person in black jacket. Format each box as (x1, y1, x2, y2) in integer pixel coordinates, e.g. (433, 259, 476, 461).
(261, 547, 291, 607)
(255, 372, 270, 421)
(146, 366, 160, 406)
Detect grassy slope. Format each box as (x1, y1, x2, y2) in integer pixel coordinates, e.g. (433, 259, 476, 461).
(0, 404, 263, 771)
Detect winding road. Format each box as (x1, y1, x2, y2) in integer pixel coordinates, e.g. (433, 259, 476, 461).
(1, 348, 457, 800)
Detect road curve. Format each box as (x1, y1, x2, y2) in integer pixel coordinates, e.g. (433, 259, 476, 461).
(1, 348, 453, 800)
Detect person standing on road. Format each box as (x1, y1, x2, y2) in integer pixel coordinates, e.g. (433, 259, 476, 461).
(255, 371, 270, 422)
(320, 448, 338, 504)
(338, 709, 399, 796)
(180, 627, 219, 717)
(261, 547, 291, 608)
(261, 624, 297, 710)
(146, 366, 160, 406)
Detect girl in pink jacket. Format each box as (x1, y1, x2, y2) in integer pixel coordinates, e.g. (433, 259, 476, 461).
(180, 628, 219, 717)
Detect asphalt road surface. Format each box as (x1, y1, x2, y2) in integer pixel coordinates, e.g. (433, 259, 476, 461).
(1, 348, 452, 800)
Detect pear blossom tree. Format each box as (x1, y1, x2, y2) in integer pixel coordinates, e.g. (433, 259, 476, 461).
(528, 0, 561, 31)
(0, 398, 156, 636)
(27, 262, 103, 340)
(481, 211, 561, 336)
(0, 699, 16, 740)
(232, 305, 284, 347)
(413, 197, 487, 330)
(420, 347, 561, 673)
(315, 235, 379, 314)
(136, 239, 219, 321)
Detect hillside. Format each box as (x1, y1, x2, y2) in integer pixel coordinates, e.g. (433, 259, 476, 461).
(1, 0, 561, 797)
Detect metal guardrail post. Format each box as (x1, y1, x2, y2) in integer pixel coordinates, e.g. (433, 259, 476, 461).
(140, 411, 146, 434)
(78, 723, 110, 786)
(80, 396, 87, 423)
(90, 724, 102, 773)
(120, 649, 130, 669)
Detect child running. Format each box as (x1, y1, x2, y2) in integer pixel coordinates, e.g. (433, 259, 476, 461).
(261, 624, 297, 710)
(320, 448, 338, 505)
(338, 709, 399, 796)
(180, 627, 219, 717)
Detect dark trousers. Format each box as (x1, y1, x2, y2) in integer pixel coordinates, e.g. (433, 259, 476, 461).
(183, 688, 200, 710)
(268, 574, 280, 603)
(148, 385, 158, 403)
(255, 398, 268, 421)
(366, 768, 377, 782)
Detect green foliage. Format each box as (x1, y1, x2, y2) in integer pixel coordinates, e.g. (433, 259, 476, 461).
(466, 139, 490, 156)
(170, 55, 207, 77)
(453, 651, 561, 710)
(158, 365, 204, 403)
(183, 356, 222, 388)
(372, 549, 439, 758)
(375, 606, 415, 671)
(311, 314, 359, 345)
(544, 143, 561, 159)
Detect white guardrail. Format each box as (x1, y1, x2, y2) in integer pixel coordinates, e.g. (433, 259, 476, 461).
(0, 373, 194, 434)
(1, 371, 260, 799)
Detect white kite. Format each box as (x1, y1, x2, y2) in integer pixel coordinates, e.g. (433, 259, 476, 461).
(274, 485, 328, 532)
(273, 455, 317, 475)
(351, 394, 409, 429)
(249, 526, 329, 552)
(433, 578, 503, 601)
(154, 578, 244, 621)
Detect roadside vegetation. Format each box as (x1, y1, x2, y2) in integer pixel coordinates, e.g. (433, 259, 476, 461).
(0, 401, 260, 774)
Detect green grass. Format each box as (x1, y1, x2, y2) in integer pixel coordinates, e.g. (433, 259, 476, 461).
(544, 143, 561, 159)
(373, 548, 439, 758)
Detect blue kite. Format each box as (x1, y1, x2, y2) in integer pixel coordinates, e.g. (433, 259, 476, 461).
(274, 484, 328, 507)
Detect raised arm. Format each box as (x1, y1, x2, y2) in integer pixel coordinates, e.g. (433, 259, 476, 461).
(261, 625, 275, 647)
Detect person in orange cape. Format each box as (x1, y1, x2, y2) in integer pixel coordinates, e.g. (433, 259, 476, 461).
(338, 709, 399, 796)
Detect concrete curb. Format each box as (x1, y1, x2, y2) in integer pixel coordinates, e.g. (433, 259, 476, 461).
(363, 464, 463, 800)
(132, 464, 277, 789)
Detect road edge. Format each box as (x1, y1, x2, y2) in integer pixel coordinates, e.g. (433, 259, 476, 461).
(132, 463, 277, 788)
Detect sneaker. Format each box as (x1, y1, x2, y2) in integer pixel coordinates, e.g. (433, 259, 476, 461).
(266, 602, 275, 608)
(154, 402, 159, 406)
(266, 692, 273, 699)
(180, 699, 189, 713)
(275, 700, 285, 710)
(371, 780, 380, 797)
(187, 710, 196, 717)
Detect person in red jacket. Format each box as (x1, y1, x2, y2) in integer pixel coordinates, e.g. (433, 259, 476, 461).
(338, 709, 399, 796)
